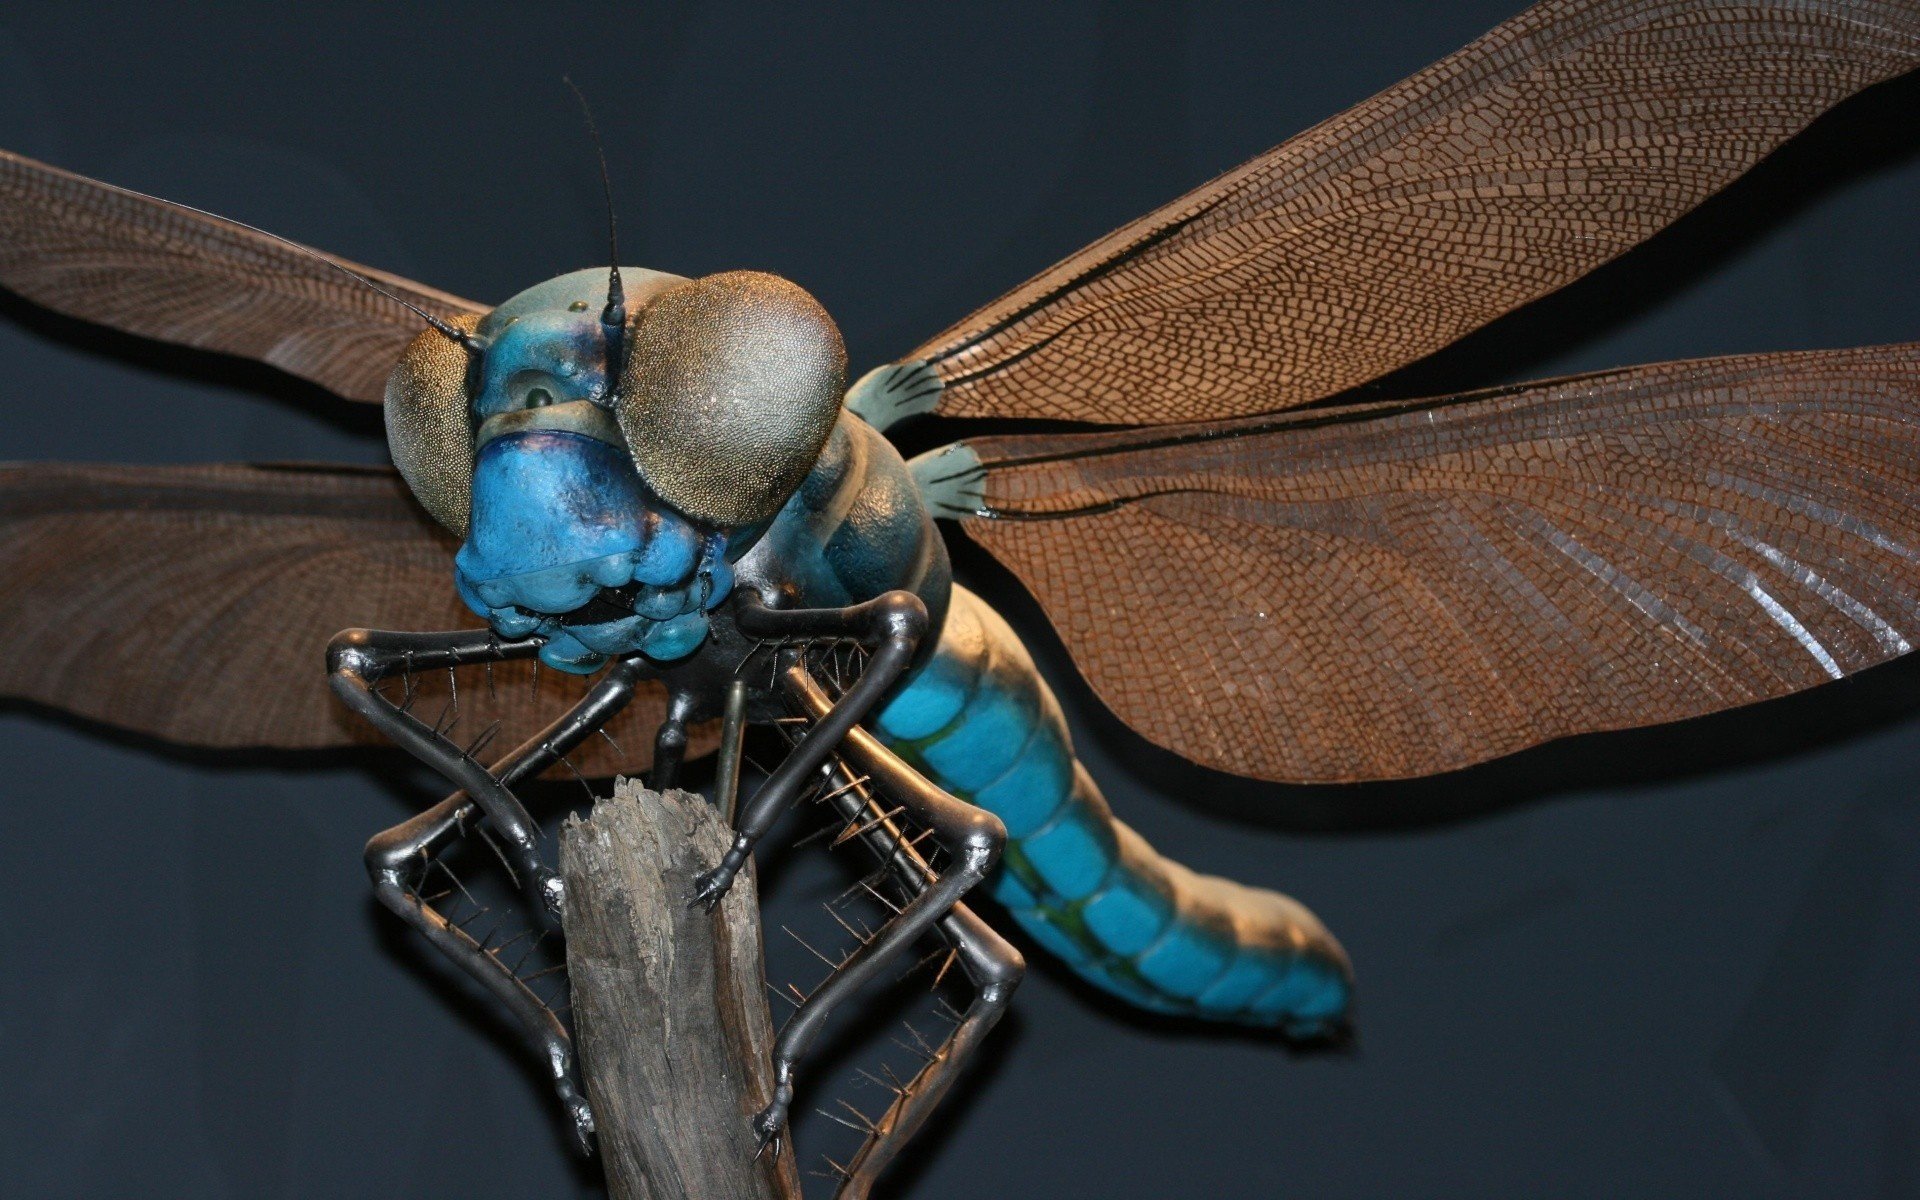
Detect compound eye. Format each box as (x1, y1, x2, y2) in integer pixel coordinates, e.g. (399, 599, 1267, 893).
(384, 313, 481, 536)
(616, 271, 846, 528)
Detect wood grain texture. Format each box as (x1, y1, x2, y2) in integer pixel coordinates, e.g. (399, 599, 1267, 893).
(561, 783, 801, 1200)
(0, 461, 673, 775)
(964, 341, 1920, 781)
(0, 148, 484, 402)
(913, 0, 1920, 424)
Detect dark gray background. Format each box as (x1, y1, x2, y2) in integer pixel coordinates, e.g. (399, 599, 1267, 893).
(4, 2, 1919, 1196)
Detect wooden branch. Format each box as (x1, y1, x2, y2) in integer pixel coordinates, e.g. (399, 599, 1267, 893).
(561, 781, 801, 1200)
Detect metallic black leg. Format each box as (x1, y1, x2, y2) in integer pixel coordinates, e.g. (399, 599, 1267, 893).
(807, 754, 1022, 1200)
(331, 629, 571, 921)
(749, 664, 1010, 1165)
(835, 914, 1018, 1200)
(649, 690, 696, 791)
(345, 640, 647, 1151)
(365, 797, 591, 1147)
(689, 589, 930, 909)
(714, 678, 749, 824)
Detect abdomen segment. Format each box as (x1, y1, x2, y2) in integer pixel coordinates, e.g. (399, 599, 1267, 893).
(872, 587, 1352, 1032)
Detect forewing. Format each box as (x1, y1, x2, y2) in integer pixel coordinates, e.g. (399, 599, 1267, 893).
(0, 149, 484, 402)
(907, 0, 1920, 425)
(961, 342, 1920, 781)
(0, 462, 668, 777)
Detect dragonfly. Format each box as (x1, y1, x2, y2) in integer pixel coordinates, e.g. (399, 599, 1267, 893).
(4, 0, 1920, 1194)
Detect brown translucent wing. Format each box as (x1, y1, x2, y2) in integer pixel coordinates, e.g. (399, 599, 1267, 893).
(0, 462, 671, 777)
(960, 342, 1920, 782)
(909, 0, 1920, 425)
(0, 149, 485, 402)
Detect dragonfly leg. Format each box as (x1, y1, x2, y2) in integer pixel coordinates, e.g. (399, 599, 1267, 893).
(331, 628, 573, 922)
(357, 650, 648, 1153)
(688, 589, 929, 910)
(748, 663, 1009, 1164)
(835, 906, 1019, 1200)
(808, 752, 1022, 1200)
(648, 688, 697, 791)
(364, 795, 593, 1148)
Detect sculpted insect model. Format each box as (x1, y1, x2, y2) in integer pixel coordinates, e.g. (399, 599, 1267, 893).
(5, 0, 1920, 1192)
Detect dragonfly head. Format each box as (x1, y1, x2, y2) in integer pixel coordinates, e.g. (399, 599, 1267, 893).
(383, 266, 847, 672)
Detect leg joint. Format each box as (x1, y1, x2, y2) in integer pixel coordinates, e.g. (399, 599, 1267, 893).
(326, 627, 380, 685)
(954, 808, 1006, 877)
(363, 826, 419, 886)
(869, 589, 929, 644)
(980, 969, 1023, 1004)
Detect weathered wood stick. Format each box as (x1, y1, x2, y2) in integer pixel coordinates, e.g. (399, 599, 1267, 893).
(560, 781, 801, 1200)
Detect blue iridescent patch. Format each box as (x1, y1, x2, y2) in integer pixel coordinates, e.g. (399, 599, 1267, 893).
(1195, 952, 1285, 1014)
(972, 732, 1074, 838)
(457, 430, 658, 594)
(1249, 960, 1350, 1023)
(875, 650, 976, 740)
(918, 679, 1039, 790)
(1020, 800, 1119, 901)
(1134, 919, 1234, 999)
(453, 429, 725, 672)
(1081, 870, 1176, 957)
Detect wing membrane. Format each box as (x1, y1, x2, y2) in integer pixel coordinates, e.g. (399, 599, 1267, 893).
(0, 149, 484, 402)
(960, 342, 1920, 781)
(910, 0, 1920, 425)
(0, 462, 670, 777)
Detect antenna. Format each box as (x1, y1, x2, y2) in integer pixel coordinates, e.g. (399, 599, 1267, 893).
(564, 76, 628, 393)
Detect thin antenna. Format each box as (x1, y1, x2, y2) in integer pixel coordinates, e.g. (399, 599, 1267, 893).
(564, 76, 627, 392)
(84, 172, 484, 357)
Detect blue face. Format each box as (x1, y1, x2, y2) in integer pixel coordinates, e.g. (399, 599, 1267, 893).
(451, 269, 736, 674)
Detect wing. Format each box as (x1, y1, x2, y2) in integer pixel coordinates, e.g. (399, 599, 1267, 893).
(888, 0, 1920, 426)
(0, 149, 484, 402)
(0, 462, 671, 778)
(957, 342, 1920, 782)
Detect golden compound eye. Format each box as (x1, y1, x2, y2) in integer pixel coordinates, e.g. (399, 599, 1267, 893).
(617, 271, 846, 528)
(384, 313, 481, 536)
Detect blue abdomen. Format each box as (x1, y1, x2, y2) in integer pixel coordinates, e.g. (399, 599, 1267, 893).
(873, 587, 1353, 1032)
